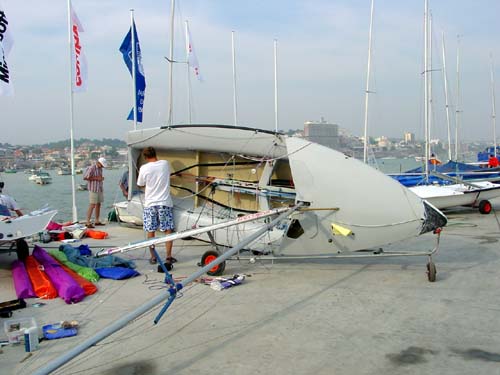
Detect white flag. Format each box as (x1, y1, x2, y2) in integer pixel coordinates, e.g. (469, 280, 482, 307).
(70, 2, 88, 92)
(0, 2, 14, 96)
(186, 23, 202, 81)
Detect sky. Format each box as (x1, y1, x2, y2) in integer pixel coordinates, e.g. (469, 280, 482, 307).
(1, 0, 500, 145)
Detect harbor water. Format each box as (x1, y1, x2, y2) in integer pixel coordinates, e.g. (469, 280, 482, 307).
(0, 168, 127, 223)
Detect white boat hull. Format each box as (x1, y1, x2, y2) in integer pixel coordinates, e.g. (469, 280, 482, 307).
(0, 209, 57, 245)
(409, 181, 500, 209)
(117, 125, 447, 255)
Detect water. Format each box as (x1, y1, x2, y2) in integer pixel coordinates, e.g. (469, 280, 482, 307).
(373, 157, 422, 173)
(0, 168, 127, 223)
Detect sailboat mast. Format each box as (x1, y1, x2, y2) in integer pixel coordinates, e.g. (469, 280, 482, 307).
(455, 35, 461, 161)
(185, 20, 192, 124)
(428, 12, 433, 164)
(423, 0, 429, 179)
(167, 0, 175, 125)
(363, 0, 374, 164)
(231, 31, 238, 126)
(442, 32, 452, 161)
(490, 53, 497, 157)
(274, 39, 279, 132)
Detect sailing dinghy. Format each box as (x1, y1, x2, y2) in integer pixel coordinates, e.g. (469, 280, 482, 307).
(114, 124, 447, 275)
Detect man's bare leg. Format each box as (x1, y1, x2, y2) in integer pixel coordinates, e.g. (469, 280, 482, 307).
(165, 229, 173, 259)
(95, 203, 101, 224)
(147, 231, 156, 260)
(86, 204, 95, 225)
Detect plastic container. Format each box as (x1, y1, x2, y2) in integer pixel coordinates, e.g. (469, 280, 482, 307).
(24, 326, 39, 352)
(3, 317, 37, 344)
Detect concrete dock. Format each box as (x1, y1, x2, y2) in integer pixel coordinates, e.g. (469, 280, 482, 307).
(1, 199, 500, 375)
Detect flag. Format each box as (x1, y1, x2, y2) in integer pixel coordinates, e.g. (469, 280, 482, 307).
(0, 2, 14, 96)
(69, 2, 88, 93)
(119, 20, 146, 123)
(186, 23, 202, 81)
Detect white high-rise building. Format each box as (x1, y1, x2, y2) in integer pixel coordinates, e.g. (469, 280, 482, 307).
(404, 132, 415, 144)
(304, 118, 339, 149)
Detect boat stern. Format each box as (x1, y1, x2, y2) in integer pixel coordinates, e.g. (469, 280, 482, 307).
(420, 200, 448, 235)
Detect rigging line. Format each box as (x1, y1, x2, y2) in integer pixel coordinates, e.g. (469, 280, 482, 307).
(60, 285, 211, 374)
(171, 185, 257, 213)
(237, 141, 312, 162)
(334, 218, 421, 228)
(192, 185, 211, 227)
(62, 291, 227, 375)
(128, 127, 172, 146)
(169, 127, 283, 142)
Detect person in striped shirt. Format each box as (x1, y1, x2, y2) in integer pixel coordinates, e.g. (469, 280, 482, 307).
(83, 157, 107, 228)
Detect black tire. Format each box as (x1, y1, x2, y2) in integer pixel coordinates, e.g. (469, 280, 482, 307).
(478, 200, 492, 215)
(201, 250, 225, 276)
(16, 239, 29, 261)
(427, 261, 437, 282)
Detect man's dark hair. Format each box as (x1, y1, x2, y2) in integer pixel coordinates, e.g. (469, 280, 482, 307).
(143, 147, 157, 159)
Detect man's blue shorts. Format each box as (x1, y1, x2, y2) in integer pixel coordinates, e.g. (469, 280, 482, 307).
(143, 206, 174, 232)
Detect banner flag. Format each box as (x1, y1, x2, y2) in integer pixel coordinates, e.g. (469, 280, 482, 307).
(0, 2, 14, 96)
(119, 20, 146, 123)
(186, 23, 202, 81)
(69, 2, 88, 93)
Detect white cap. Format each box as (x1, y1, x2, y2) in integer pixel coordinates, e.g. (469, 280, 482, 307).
(98, 157, 108, 168)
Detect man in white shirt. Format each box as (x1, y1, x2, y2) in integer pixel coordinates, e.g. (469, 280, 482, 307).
(0, 182, 23, 217)
(137, 147, 175, 265)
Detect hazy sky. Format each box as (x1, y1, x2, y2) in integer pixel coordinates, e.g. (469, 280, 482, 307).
(2, 0, 500, 145)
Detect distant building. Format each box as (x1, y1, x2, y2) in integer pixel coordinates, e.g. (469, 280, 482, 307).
(303, 118, 339, 149)
(404, 132, 415, 144)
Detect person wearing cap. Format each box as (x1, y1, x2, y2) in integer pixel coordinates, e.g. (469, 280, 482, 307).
(0, 182, 23, 217)
(83, 157, 107, 227)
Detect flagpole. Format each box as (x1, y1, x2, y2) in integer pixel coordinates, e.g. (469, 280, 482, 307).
(231, 30, 238, 126)
(130, 9, 137, 130)
(167, 0, 175, 125)
(67, 0, 78, 223)
(185, 20, 192, 124)
(273, 38, 279, 132)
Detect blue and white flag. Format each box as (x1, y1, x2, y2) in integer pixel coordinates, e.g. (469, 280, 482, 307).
(0, 2, 14, 96)
(119, 20, 146, 123)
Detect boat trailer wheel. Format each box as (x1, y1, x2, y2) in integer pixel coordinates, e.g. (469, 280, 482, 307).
(427, 261, 437, 282)
(478, 200, 492, 215)
(201, 250, 226, 276)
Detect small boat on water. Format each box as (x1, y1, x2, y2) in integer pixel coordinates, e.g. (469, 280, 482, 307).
(77, 183, 87, 191)
(29, 170, 52, 185)
(57, 167, 71, 175)
(75, 168, 83, 174)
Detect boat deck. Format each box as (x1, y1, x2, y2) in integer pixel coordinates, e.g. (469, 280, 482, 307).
(1, 199, 500, 374)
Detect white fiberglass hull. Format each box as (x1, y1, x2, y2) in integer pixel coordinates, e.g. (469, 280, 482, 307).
(120, 125, 447, 255)
(278, 138, 446, 255)
(0, 209, 57, 245)
(409, 182, 500, 209)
